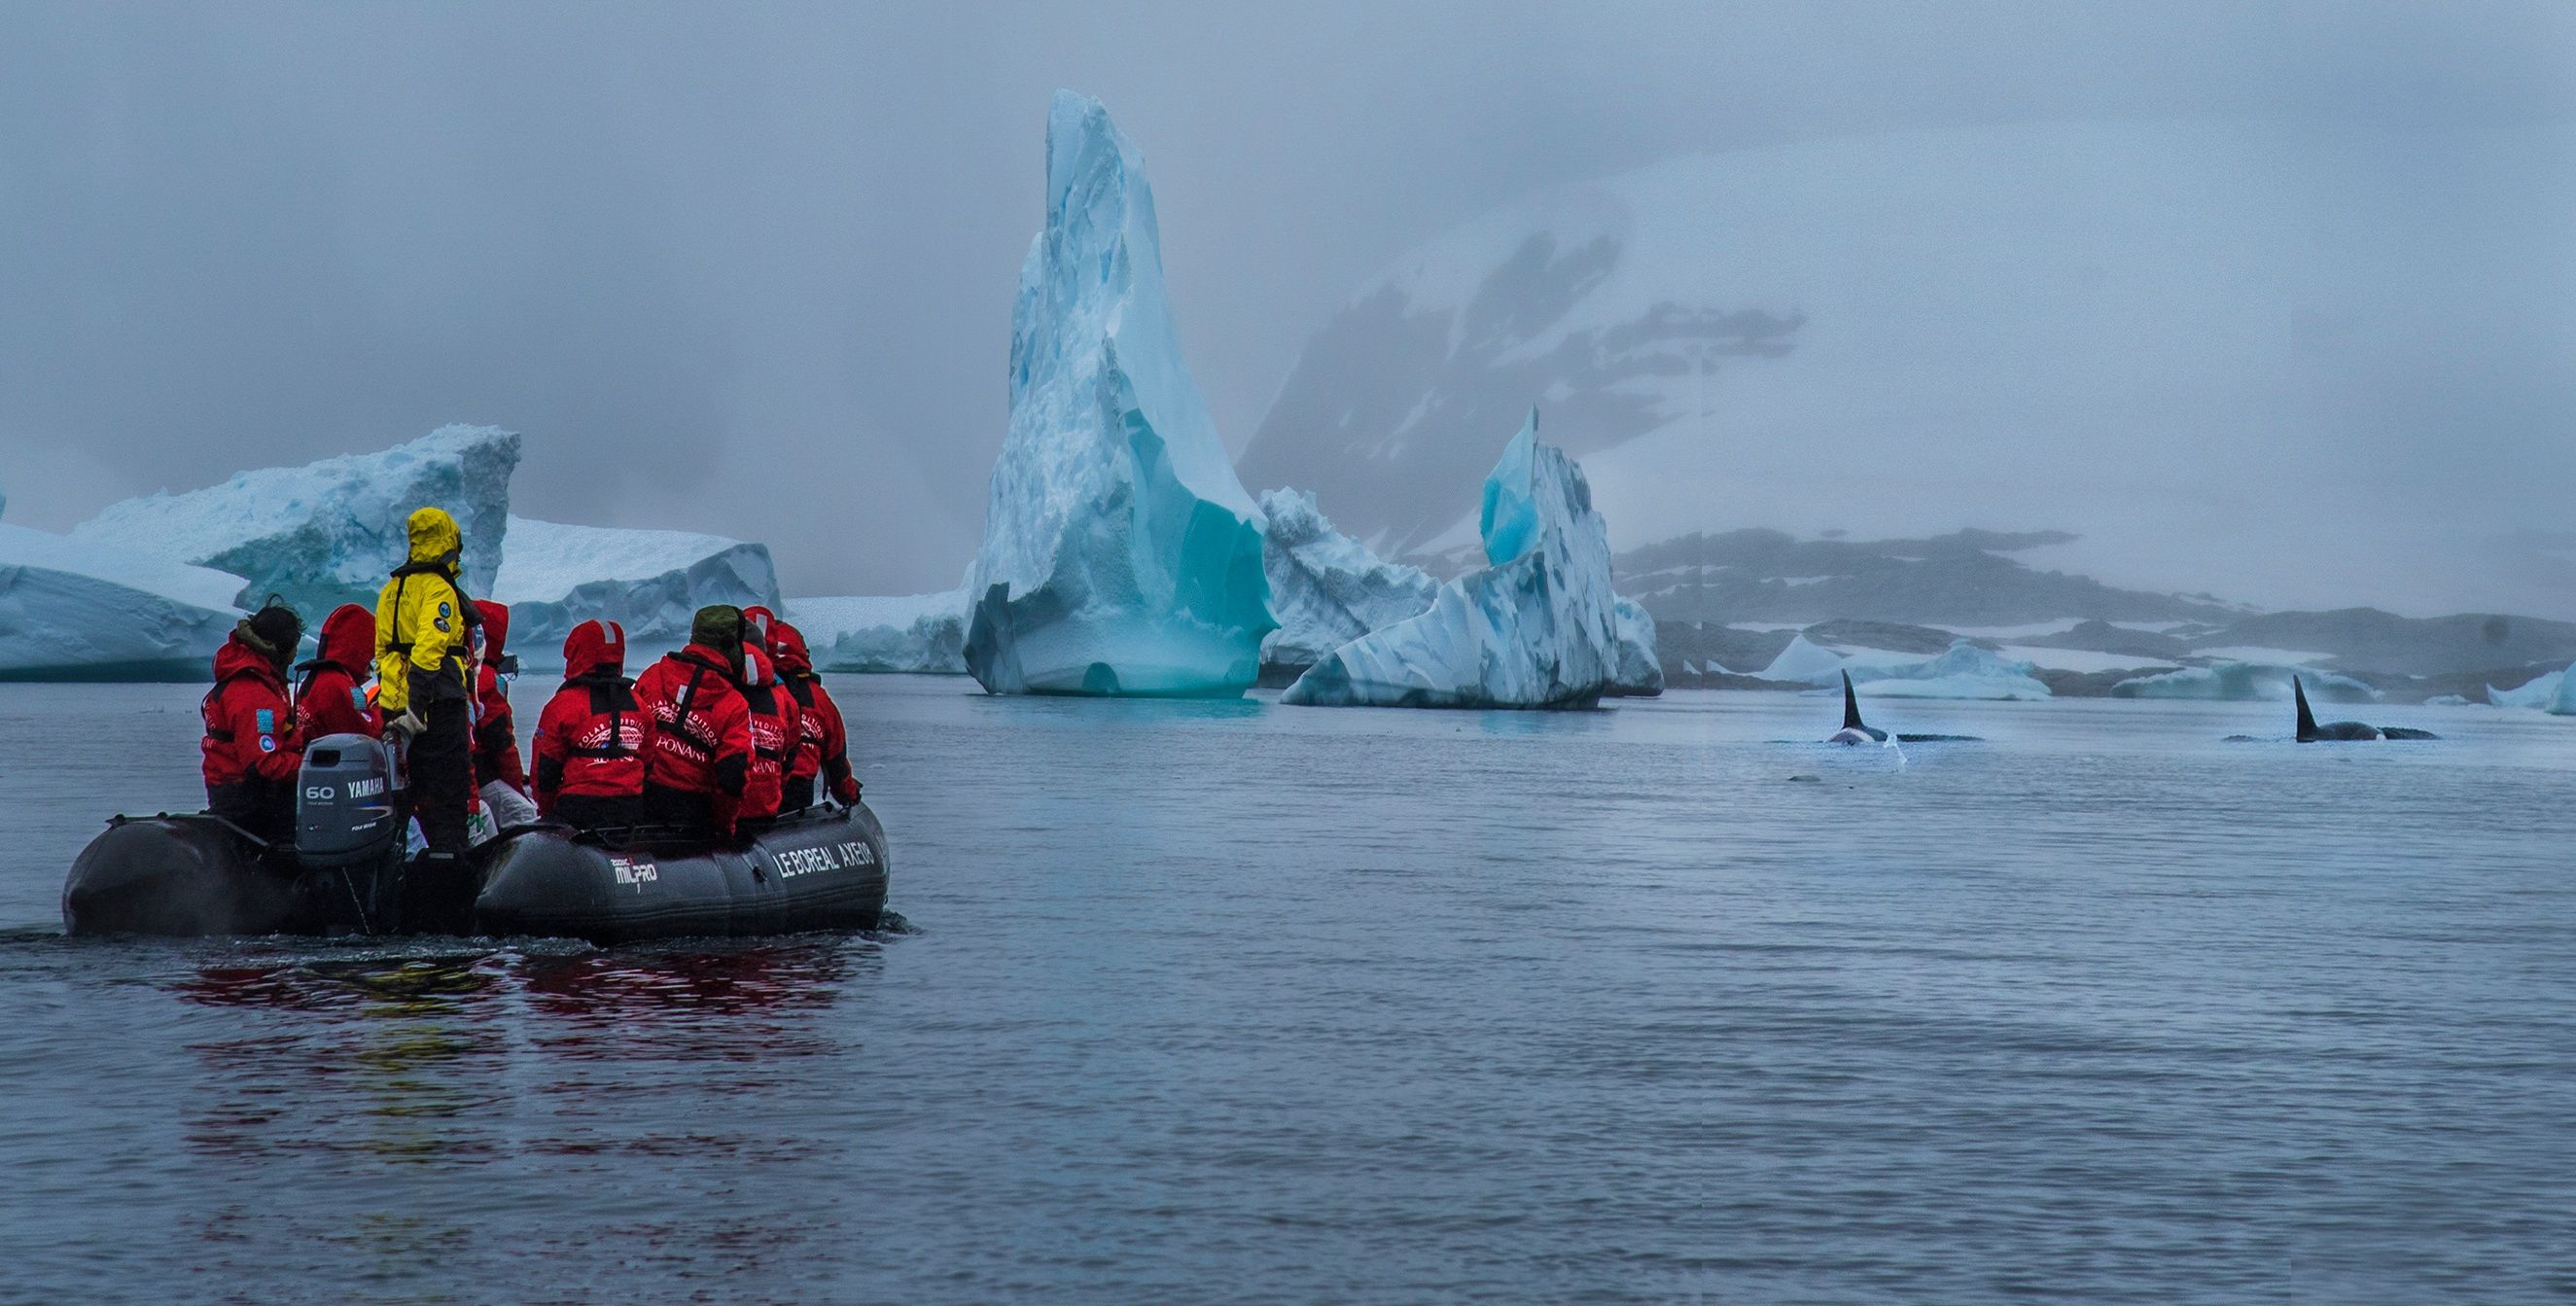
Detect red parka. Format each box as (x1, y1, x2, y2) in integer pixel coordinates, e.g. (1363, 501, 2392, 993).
(733, 647, 795, 822)
(770, 621, 859, 805)
(632, 642, 753, 829)
(295, 604, 380, 741)
(202, 631, 302, 789)
(470, 599, 528, 794)
(532, 619, 649, 814)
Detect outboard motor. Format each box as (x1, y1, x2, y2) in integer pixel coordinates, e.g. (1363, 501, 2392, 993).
(297, 733, 404, 866)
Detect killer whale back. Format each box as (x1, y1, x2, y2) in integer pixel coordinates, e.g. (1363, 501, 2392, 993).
(1842, 670, 1867, 732)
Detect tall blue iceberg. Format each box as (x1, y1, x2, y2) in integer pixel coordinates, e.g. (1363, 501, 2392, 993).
(1284, 409, 1621, 709)
(963, 91, 1274, 697)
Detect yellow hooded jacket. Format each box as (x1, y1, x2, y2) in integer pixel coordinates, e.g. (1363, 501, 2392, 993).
(373, 508, 472, 714)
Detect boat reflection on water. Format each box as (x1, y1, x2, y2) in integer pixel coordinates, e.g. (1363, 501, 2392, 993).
(170, 936, 885, 1163)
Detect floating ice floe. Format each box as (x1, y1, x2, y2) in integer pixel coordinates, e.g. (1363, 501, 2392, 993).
(962, 91, 1274, 697)
(1838, 641, 2052, 700)
(1284, 409, 1620, 709)
(2495, 663, 2576, 715)
(2114, 660, 2379, 702)
(1757, 634, 1849, 685)
(493, 516, 782, 667)
(790, 590, 970, 674)
(1257, 487, 1439, 679)
(0, 522, 247, 679)
(72, 425, 520, 614)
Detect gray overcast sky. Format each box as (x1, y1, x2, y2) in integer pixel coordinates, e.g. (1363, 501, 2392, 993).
(2, 1, 2570, 595)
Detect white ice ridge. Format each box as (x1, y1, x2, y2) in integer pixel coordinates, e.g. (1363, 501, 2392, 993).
(0, 522, 246, 679)
(1756, 633, 1847, 683)
(493, 516, 782, 666)
(2488, 663, 2576, 714)
(1839, 641, 2052, 700)
(2488, 669, 2562, 709)
(790, 590, 970, 675)
(1284, 409, 1621, 709)
(72, 425, 520, 614)
(1257, 487, 1439, 675)
(962, 90, 1274, 697)
(2112, 661, 2380, 702)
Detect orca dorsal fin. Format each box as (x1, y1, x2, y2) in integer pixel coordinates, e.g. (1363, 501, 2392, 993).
(2293, 675, 2318, 741)
(1842, 669, 1866, 732)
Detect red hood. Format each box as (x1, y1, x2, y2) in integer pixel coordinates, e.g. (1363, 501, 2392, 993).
(768, 620, 813, 676)
(562, 619, 626, 679)
(473, 600, 511, 659)
(313, 604, 374, 674)
(740, 649, 776, 688)
(214, 630, 288, 688)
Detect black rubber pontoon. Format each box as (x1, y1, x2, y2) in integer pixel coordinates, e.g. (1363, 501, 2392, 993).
(474, 804, 890, 943)
(63, 804, 892, 943)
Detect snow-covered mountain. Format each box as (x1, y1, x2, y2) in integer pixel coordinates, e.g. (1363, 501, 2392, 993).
(1238, 120, 2576, 620)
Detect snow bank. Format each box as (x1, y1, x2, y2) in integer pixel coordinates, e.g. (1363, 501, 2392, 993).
(790, 590, 970, 675)
(493, 516, 781, 666)
(1285, 410, 1619, 709)
(0, 522, 246, 679)
(963, 91, 1274, 697)
(73, 425, 520, 614)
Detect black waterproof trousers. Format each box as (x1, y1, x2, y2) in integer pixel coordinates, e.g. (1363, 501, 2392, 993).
(553, 793, 644, 835)
(639, 783, 723, 844)
(407, 697, 473, 856)
(207, 779, 296, 846)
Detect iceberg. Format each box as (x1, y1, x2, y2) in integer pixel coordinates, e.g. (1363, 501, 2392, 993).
(0, 522, 246, 680)
(1757, 633, 1848, 685)
(1843, 641, 2051, 700)
(1607, 598, 1664, 696)
(1284, 410, 1619, 709)
(1257, 487, 1438, 678)
(790, 590, 970, 674)
(962, 91, 1274, 697)
(2488, 669, 2563, 709)
(2557, 668, 2576, 717)
(2114, 661, 2379, 702)
(492, 516, 783, 667)
(72, 425, 519, 615)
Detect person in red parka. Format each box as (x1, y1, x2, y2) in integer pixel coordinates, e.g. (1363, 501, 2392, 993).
(468, 600, 532, 817)
(631, 605, 754, 841)
(732, 639, 794, 825)
(532, 618, 650, 831)
(295, 604, 380, 741)
(768, 619, 859, 811)
(469, 599, 525, 788)
(201, 602, 306, 845)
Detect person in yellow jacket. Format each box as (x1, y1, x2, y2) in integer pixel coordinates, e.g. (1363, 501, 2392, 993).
(374, 507, 482, 926)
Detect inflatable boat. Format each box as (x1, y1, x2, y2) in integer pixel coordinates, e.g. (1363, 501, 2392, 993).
(61, 733, 891, 943)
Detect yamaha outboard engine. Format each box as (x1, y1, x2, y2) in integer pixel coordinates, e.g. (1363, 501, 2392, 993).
(297, 733, 403, 866)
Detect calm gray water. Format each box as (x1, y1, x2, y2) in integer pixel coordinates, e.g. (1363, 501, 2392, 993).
(2, 677, 2571, 1304)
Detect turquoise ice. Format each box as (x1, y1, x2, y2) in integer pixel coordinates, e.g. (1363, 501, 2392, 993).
(1285, 409, 1623, 709)
(964, 91, 1273, 697)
